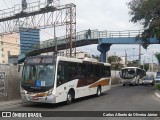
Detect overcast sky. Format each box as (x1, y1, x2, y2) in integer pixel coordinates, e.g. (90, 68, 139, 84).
(1, 0, 160, 63)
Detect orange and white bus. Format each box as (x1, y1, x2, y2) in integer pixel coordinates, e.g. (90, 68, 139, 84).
(21, 55, 111, 104)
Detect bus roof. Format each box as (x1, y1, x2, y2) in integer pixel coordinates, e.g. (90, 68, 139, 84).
(25, 55, 111, 66)
(57, 56, 111, 66)
(121, 67, 142, 69)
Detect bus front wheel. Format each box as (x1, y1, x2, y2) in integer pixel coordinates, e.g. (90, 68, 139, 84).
(66, 90, 74, 105)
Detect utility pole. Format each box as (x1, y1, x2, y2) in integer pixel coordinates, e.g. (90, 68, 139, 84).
(151, 51, 154, 72)
(132, 48, 135, 61)
(125, 49, 127, 67)
(143, 56, 145, 70)
(148, 58, 150, 72)
(139, 44, 141, 66)
(54, 22, 57, 56)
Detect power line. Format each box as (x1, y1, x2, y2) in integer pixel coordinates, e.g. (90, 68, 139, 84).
(2, 0, 9, 8)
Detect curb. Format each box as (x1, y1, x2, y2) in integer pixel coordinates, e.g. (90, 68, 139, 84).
(111, 84, 121, 87)
(155, 91, 160, 99)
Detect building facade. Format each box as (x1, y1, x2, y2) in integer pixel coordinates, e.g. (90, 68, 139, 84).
(0, 34, 19, 63)
(20, 28, 40, 54)
(0, 28, 40, 64)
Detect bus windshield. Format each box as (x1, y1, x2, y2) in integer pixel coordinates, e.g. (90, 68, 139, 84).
(22, 64, 55, 92)
(121, 69, 136, 79)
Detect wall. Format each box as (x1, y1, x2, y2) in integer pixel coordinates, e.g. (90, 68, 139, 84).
(0, 34, 19, 64)
(0, 64, 21, 101)
(111, 70, 120, 85)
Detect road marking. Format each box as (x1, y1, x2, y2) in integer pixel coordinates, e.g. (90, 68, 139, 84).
(155, 92, 160, 99)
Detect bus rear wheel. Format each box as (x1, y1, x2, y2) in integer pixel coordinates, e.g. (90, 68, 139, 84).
(96, 86, 101, 97)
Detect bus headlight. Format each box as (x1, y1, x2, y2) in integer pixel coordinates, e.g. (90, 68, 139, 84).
(47, 89, 53, 96)
(131, 80, 136, 83)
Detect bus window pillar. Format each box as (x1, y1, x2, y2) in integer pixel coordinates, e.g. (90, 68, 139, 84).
(97, 44, 112, 62)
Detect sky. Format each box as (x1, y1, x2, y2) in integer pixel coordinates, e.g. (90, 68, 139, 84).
(0, 0, 160, 64)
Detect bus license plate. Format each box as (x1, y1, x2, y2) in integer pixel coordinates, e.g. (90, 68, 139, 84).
(32, 97, 39, 100)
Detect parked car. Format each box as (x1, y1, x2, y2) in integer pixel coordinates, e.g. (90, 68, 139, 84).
(155, 76, 160, 84)
(142, 76, 155, 86)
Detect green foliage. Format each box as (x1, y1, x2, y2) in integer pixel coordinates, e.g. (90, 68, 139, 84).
(155, 52, 160, 65)
(140, 64, 149, 71)
(127, 60, 140, 67)
(108, 56, 122, 64)
(92, 55, 100, 61)
(128, 0, 160, 48)
(111, 63, 123, 70)
(155, 83, 160, 90)
(108, 56, 123, 70)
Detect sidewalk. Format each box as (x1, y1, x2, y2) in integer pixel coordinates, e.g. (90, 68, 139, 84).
(0, 99, 21, 107)
(155, 90, 160, 99)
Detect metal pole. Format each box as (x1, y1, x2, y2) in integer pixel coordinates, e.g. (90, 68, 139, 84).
(69, 7, 72, 58)
(132, 48, 135, 61)
(139, 44, 141, 65)
(143, 56, 145, 70)
(152, 51, 154, 72)
(54, 22, 57, 55)
(125, 49, 127, 67)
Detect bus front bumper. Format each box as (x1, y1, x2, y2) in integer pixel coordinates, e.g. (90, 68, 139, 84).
(123, 80, 136, 85)
(21, 92, 56, 104)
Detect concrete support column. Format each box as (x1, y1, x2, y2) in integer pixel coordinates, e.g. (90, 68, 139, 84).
(97, 44, 111, 62)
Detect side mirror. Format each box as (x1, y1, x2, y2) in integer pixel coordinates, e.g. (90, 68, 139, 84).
(119, 72, 122, 77)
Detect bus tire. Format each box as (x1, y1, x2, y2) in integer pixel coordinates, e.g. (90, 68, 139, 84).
(123, 84, 125, 86)
(66, 90, 74, 105)
(96, 86, 101, 97)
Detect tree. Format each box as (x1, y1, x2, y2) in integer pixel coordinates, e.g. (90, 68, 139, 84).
(155, 52, 160, 65)
(140, 64, 149, 71)
(128, 0, 160, 49)
(127, 60, 139, 67)
(108, 56, 122, 64)
(92, 55, 100, 61)
(108, 56, 123, 70)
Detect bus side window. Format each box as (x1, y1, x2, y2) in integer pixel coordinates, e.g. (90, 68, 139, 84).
(95, 65, 101, 77)
(106, 66, 111, 77)
(68, 62, 78, 80)
(86, 64, 94, 78)
(77, 63, 86, 78)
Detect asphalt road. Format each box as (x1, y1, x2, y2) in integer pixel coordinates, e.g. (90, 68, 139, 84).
(0, 85, 160, 120)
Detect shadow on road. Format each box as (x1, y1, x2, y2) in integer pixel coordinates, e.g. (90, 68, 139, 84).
(21, 93, 109, 109)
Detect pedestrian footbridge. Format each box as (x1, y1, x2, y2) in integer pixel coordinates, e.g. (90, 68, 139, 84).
(18, 29, 159, 63)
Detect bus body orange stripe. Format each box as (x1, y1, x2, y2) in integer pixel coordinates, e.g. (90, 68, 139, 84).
(89, 79, 110, 88)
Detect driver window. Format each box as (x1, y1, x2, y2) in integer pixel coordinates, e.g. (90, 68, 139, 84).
(57, 61, 68, 86)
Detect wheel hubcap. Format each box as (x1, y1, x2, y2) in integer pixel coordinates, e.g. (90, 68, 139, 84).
(68, 94, 72, 101)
